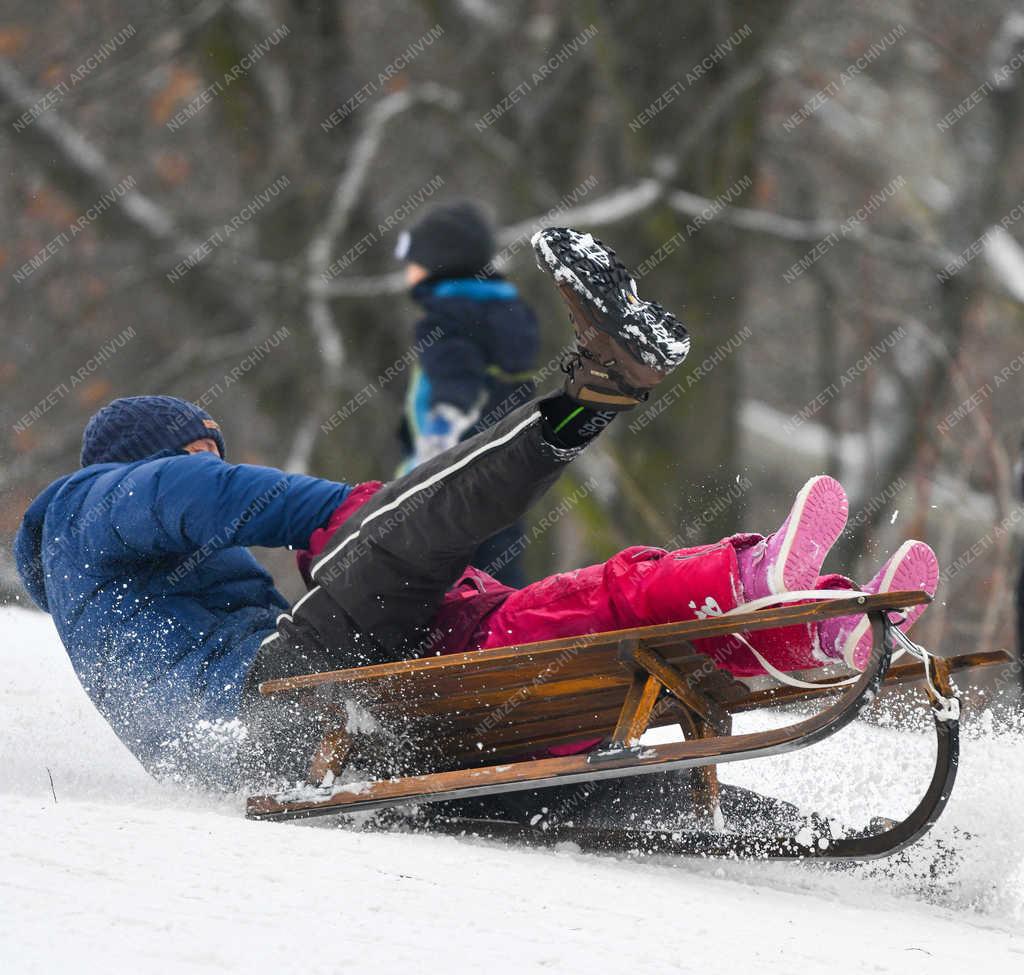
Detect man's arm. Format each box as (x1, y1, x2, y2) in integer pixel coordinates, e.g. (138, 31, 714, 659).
(84, 453, 350, 563)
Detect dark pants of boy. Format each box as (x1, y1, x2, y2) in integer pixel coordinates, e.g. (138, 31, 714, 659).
(248, 396, 578, 684)
(241, 396, 579, 782)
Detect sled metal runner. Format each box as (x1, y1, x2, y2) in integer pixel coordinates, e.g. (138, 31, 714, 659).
(246, 591, 1010, 860)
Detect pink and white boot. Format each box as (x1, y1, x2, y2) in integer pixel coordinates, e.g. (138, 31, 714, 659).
(818, 540, 939, 670)
(736, 475, 849, 600)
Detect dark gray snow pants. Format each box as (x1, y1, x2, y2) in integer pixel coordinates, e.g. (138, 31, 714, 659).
(247, 398, 578, 686)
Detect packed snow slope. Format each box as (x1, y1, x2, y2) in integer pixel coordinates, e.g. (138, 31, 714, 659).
(2, 603, 1023, 974)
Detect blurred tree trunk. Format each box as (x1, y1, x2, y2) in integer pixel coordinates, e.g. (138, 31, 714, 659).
(609, 0, 789, 545)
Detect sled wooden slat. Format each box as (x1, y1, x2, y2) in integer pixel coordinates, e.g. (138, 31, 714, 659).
(335, 672, 636, 720)
(610, 643, 662, 746)
(431, 695, 687, 760)
(727, 648, 1014, 713)
(441, 687, 628, 736)
(285, 643, 725, 716)
(402, 691, 627, 754)
(258, 591, 931, 696)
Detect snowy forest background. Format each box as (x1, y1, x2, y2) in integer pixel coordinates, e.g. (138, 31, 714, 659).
(1, 0, 1021, 681)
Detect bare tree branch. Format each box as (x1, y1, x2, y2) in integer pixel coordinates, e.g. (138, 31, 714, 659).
(291, 84, 461, 471)
(0, 57, 273, 327)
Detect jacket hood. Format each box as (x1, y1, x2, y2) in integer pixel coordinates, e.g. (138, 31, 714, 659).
(14, 474, 73, 612)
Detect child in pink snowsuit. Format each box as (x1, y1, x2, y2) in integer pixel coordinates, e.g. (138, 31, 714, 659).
(300, 475, 939, 681)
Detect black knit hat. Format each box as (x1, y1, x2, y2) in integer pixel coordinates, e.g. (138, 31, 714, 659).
(394, 200, 496, 277)
(81, 395, 226, 467)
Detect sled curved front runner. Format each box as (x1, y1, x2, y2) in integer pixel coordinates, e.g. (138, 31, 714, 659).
(246, 591, 1009, 861)
(444, 627, 963, 861)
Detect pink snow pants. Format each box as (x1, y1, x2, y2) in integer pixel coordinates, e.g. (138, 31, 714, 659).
(470, 541, 829, 677)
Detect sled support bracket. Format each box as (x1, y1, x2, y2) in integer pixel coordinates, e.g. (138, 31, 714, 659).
(307, 724, 353, 786)
(607, 640, 662, 747)
(624, 640, 732, 733)
(612, 637, 730, 822)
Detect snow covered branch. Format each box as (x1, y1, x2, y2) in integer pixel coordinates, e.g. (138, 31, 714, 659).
(985, 225, 1024, 304)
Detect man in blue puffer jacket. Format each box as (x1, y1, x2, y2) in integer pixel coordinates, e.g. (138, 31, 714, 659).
(14, 227, 693, 791)
(15, 396, 350, 784)
(396, 201, 540, 586)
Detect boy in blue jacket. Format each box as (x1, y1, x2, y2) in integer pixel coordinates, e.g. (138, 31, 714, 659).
(15, 228, 692, 787)
(395, 201, 539, 586)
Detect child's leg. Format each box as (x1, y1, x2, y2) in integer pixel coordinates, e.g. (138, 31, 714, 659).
(476, 542, 742, 648)
(472, 521, 528, 588)
(476, 541, 830, 677)
(473, 542, 745, 757)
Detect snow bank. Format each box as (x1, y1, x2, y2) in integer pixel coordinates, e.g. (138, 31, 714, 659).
(1, 604, 1022, 973)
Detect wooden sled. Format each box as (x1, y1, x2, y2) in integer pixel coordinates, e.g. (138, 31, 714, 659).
(246, 591, 1012, 860)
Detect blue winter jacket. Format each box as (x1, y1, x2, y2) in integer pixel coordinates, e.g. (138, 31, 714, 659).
(14, 451, 349, 780)
(401, 277, 540, 457)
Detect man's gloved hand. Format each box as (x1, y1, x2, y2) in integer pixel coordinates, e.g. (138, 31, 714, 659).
(415, 403, 478, 465)
(295, 480, 384, 588)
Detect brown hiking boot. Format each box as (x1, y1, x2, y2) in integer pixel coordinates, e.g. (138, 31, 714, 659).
(532, 227, 690, 410)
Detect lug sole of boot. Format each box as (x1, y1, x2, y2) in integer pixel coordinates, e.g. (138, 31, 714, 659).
(532, 227, 690, 373)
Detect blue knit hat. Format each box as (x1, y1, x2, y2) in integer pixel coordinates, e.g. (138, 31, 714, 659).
(81, 395, 226, 467)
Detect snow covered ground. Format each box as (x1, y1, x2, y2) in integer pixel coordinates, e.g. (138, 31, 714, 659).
(2, 602, 1023, 974)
